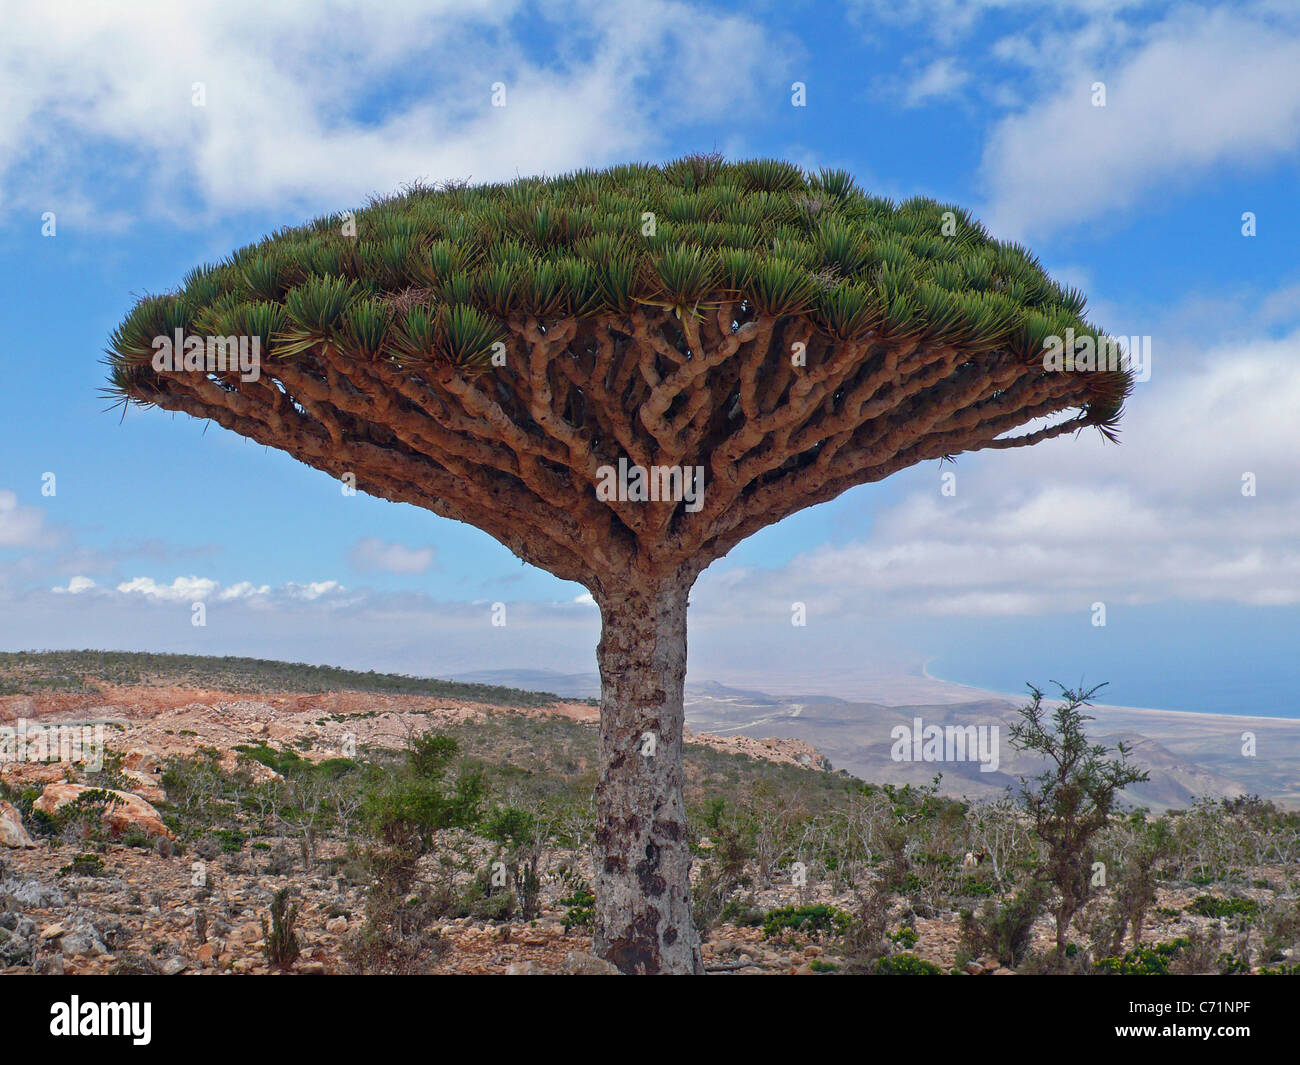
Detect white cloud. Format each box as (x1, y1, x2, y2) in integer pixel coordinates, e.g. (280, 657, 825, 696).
(218, 581, 272, 600)
(348, 536, 436, 574)
(901, 58, 970, 107)
(0, 490, 48, 549)
(693, 325, 1300, 619)
(0, 0, 787, 225)
(109, 575, 338, 603)
(849, 2, 1300, 239)
(979, 6, 1300, 238)
(51, 576, 96, 594)
(283, 580, 344, 601)
(116, 576, 221, 601)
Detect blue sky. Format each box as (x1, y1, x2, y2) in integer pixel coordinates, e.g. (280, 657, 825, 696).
(2, 0, 1298, 715)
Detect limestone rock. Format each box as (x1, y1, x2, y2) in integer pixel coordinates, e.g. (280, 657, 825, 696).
(561, 950, 621, 975)
(0, 801, 35, 848)
(32, 783, 174, 840)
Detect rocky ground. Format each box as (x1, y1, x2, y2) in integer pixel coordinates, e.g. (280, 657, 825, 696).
(1, 686, 1292, 975)
(0, 686, 831, 975)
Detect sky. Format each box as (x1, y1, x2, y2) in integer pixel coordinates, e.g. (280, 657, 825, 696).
(1, 0, 1298, 716)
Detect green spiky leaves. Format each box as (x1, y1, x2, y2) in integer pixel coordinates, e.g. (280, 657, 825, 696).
(106, 154, 1127, 429)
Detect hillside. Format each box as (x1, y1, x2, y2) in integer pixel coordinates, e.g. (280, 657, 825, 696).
(1, 651, 1297, 976)
(0, 650, 574, 707)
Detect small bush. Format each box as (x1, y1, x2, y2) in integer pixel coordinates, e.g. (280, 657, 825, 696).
(889, 927, 918, 948)
(959, 882, 1045, 967)
(1096, 938, 1188, 975)
(560, 886, 595, 932)
(59, 853, 108, 878)
(876, 953, 941, 975)
(261, 887, 301, 971)
(761, 904, 850, 941)
(1188, 895, 1258, 920)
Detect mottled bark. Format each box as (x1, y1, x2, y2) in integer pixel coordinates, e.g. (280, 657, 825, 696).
(592, 576, 702, 975)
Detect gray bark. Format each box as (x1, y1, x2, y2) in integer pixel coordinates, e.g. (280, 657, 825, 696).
(592, 578, 704, 975)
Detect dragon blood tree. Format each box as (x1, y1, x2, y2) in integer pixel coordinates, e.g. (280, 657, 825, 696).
(106, 155, 1132, 974)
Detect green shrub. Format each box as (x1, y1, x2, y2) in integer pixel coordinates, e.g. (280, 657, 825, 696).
(215, 828, 247, 853)
(959, 882, 1045, 967)
(560, 886, 595, 932)
(59, 853, 108, 878)
(889, 927, 918, 948)
(761, 904, 850, 941)
(1010, 682, 1150, 964)
(876, 953, 941, 975)
(1188, 895, 1258, 920)
(1096, 938, 1189, 975)
(261, 887, 301, 971)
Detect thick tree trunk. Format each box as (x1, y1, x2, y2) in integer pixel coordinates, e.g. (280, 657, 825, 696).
(592, 577, 703, 974)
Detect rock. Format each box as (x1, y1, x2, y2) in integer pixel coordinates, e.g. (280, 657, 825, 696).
(123, 748, 159, 774)
(41, 923, 67, 940)
(298, 961, 327, 975)
(119, 771, 166, 805)
(161, 957, 189, 975)
(61, 930, 108, 957)
(963, 961, 983, 975)
(560, 950, 622, 976)
(195, 943, 214, 963)
(218, 751, 281, 783)
(32, 783, 174, 840)
(0, 801, 35, 848)
(505, 960, 544, 975)
(34, 953, 64, 975)
(992, 966, 1015, 975)
(324, 916, 348, 934)
(0, 761, 65, 789)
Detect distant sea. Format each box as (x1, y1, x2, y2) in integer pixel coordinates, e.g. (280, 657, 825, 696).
(920, 603, 1300, 720)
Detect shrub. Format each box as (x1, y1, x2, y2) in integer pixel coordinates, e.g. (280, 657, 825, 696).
(889, 927, 918, 948)
(1010, 682, 1150, 963)
(840, 888, 891, 974)
(261, 887, 301, 971)
(1095, 938, 1188, 975)
(482, 805, 542, 920)
(761, 904, 850, 941)
(59, 853, 108, 878)
(560, 886, 596, 932)
(876, 953, 942, 975)
(1187, 895, 1258, 920)
(959, 882, 1046, 968)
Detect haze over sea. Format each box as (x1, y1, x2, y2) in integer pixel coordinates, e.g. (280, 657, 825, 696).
(924, 603, 1300, 720)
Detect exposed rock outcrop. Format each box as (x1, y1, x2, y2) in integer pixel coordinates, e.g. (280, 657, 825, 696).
(32, 783, 174, 840)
